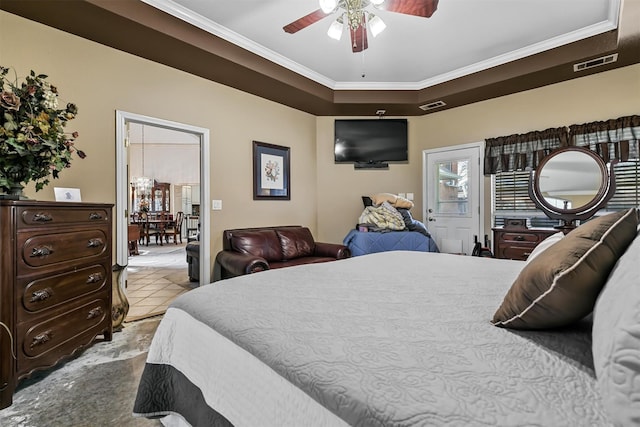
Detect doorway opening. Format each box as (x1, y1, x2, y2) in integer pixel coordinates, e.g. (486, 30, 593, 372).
(115, 111, 210, 322)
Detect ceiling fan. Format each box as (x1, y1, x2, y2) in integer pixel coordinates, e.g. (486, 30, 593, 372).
(283, 0, 439, 53)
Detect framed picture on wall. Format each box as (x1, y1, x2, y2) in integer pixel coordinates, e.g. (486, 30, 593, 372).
(253, 141, 290, 200)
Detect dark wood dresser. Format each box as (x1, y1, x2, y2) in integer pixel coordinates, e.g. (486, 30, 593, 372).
(493, 222, 557, 261)
(0, 200, 113, 409)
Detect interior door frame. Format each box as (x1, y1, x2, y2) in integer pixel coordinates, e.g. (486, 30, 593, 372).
(422, 141, 485, 253)
(115, 110, 211, 284)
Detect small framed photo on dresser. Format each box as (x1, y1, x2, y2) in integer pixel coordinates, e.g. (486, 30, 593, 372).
(253, 141, 290, 200)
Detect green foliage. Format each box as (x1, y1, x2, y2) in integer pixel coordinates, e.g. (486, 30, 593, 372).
(0, 66, 85, 193)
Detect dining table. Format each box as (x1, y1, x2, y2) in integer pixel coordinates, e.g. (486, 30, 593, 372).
(131, 214, 175, 246)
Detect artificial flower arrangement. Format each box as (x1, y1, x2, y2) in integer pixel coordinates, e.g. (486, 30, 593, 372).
(0, 66, 85, 195)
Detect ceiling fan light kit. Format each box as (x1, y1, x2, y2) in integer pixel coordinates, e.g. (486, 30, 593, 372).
(285, 0, 439, 53)
(328, 17, 344, 40)
(320, 0, 339, 14)
(368, 14, 386, 37)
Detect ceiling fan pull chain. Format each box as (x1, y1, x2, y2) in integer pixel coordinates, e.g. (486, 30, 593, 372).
(361, 37, 366, 78)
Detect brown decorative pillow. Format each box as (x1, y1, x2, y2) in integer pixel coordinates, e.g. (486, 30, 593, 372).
(492, 208, 639, 330)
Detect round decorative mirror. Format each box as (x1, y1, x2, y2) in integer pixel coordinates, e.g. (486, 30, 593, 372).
(529, 146, 615, 232)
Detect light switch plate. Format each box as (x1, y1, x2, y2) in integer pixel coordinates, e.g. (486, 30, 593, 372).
(407, 193, 414, 201)
(212, 200, 222, 210)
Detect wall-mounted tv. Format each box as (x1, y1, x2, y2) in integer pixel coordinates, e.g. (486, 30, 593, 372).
(334, 119, 408, 168)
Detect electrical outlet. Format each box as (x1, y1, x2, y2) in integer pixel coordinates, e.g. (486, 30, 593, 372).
(212, 200, 222, 210)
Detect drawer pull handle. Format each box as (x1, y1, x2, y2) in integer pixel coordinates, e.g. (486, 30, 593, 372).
(31, 246, 53, 257)
(30, 331, 52, 348)
(30, 288, 53, 302)
(87, 273, 103, 284)
(33, 213, 53, 222)
(87, 238, 104, 248)
(513, 235, 525, 241)
(87, 307, 103, 319)
(89, 212, 103, 220)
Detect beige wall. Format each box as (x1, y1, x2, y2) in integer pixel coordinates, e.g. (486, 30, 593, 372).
(1, 11, 317, 259)
(316, 65, 640, 244)
(2, 10, 639, 263)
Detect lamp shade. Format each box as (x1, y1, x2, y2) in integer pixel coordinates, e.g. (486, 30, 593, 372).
(369, 14, 386, 37)
(327, 19, 343, 40)
(319, 0, 338, 13)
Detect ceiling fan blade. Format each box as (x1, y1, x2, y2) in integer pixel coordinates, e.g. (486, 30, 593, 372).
(380, 0, 439, 18)
(350, 18, 368, 52)
(283, 9, 330, 34)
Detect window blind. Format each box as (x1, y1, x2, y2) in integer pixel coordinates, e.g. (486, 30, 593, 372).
(493, 160, 639, 227)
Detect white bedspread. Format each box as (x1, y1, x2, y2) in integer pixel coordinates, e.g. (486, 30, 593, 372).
(135, 251, 611, 426)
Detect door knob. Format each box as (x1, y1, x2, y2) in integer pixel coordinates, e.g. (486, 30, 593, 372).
(428, 217, 436, 222)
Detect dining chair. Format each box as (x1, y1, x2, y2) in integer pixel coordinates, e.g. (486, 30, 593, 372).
(127, 224, 140, 255)
(164, 211, 184, 244)
(146, 212, 167, 246)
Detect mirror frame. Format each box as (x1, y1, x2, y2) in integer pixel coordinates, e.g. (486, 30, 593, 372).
(529, 146, 616, 232)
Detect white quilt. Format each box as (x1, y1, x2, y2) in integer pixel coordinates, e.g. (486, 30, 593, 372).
(135, 251, 611, 426)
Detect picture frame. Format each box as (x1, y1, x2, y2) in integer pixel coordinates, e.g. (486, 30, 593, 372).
(54, 187, 82, 202)
(253, 141, 290, 200)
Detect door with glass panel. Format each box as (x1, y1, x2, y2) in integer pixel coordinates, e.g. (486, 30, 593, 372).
(423, 144, 482, 255)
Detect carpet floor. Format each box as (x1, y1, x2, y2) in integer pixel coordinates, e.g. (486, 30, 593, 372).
(0, 318, 163, 427)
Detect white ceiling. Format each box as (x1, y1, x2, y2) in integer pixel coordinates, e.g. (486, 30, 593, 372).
(145, 0, 619, 90)
(128, 122, 200, 185)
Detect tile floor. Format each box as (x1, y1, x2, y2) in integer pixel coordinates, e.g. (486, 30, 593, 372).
(124, 240, 196, 322)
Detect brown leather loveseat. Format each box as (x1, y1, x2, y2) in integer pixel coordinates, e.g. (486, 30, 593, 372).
(214, 226, 351, 281)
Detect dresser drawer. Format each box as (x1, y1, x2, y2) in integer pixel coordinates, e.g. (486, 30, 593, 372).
(18, 206, 110, 229)
(19, 264, 109, 314)
(18, 229, 109, 272)
(493, 227, 557, 261)
(500, 245, 536, 260)
(17, 298, 109, 362)
(497, 232, 544, 244)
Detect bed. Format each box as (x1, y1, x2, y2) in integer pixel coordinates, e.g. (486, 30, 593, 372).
(343, 229, 439, 256)
(134, 208, 640, 427)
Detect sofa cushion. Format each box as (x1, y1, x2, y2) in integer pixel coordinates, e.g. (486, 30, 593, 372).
(276, 227, 315, 260)
(230, 229, 283, 262)
(492, 208, 638, 330)
(270, 257, 337, 270)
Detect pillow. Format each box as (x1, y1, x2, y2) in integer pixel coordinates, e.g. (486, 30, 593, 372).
(370, 193, 414, 209)
(492, 208, 639, 330)
(525, 231, 564, 263)
(276, 227, 315, 260)
(592, 225, 640, 426)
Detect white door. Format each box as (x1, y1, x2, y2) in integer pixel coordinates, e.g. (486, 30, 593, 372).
(423, 143, 483, 255)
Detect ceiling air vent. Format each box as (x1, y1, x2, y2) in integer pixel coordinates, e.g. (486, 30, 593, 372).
(573, 53, 618, 72)
(419, 100, 446, 111)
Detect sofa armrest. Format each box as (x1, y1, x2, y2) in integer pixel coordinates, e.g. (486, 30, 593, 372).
(215, 250, 269, 277)
(314, 242, 351, 259)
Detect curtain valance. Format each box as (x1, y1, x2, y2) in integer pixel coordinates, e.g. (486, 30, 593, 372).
(569, 115, 640, 163)
(484, 115, 640, 175)
(484, 127, 569, 175)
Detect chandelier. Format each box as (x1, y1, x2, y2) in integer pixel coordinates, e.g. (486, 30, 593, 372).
(320, 0, 387, 42)
(133, 124, 153, 203)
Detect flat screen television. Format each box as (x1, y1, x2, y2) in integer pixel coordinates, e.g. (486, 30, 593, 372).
(334, 119, 408, 167)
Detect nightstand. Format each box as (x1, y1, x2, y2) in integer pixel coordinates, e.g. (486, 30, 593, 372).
(492, 224, 557, 261)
